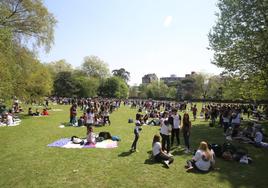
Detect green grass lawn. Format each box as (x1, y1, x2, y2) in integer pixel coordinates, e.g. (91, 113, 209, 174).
(0, 104, 268, 188)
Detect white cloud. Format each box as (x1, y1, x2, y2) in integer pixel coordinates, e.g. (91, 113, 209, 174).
(163, 16, 173, 27)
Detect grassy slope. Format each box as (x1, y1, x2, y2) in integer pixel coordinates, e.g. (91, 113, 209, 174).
(0, 104, 268, 188)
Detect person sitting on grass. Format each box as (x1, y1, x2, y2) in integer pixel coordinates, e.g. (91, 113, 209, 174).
(152, 134, 174, 168)
(253, 125, 268, 149)
(86, 126, 96, 145)
(185, 141, 215, 173)
(28, 107, 33, 116)
(42, 108, 49, 116)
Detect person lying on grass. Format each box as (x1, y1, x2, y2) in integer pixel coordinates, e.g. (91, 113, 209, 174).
(185, 141, 215, 173)
(152, 134, 174, 168)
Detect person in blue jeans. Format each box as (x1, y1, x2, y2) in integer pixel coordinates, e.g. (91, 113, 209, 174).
(130, 113, 143, 152)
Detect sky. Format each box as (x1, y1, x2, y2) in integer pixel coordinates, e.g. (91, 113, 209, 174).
(39, 0, 222, 85)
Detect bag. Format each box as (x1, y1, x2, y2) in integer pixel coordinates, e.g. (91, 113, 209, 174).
(233, 146, 248, 161)
(222, 151, 233, 161)
(222, 142, 236, 154)
(128, 118, 133, 123)
(71, 136, 84, 145)
(209, 144, 222, 158)
(99, 132, 112, 140)
(96, 137, 104, 142)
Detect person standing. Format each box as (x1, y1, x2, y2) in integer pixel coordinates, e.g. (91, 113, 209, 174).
(85, 108, 95, 134)
(182, 113, 192, 153)
(160, 114, 172, 155)
(192, 105, 197, 121)
(171, 109, 181, 147)
(130, 114, 143, 152)
(69, 104, 77, 125)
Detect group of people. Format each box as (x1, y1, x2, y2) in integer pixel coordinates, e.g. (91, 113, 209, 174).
(0, 99, 22, 126)
(127, 99, 268, 171)
(129, 104, 215, 171)
(28, 107, 49, 116)
(69, 98, 121, 127)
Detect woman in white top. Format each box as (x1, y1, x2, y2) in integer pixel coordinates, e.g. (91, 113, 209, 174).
(160, 113, 172, 154)
(85, 108, 95, 135)
(185, 141, 215, 172)
(231, 111, 241, 137)
(152, 134, 174, 168)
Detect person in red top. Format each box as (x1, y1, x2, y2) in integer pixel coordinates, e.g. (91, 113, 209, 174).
(42, 109, 49, 116)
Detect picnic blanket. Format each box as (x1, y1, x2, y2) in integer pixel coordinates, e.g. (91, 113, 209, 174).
(47, 138, 118, 149)
(0, 119, 21, 127)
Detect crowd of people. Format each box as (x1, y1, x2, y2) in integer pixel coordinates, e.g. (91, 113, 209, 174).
(125, 99, 267, 170)
(1, 97, 267, 172)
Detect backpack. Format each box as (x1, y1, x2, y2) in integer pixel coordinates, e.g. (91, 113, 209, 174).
(222, 142, 236, 154)
(209, 144, 222, 158)
(233, 146, 248, 161)
(99, 132, 112, 140)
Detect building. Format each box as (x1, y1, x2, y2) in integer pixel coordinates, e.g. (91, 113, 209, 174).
(142, 74, 158, 84)
(160, 74, 184, 85)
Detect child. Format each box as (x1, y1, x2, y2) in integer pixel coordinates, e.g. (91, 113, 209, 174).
(86, 126, 96, 145)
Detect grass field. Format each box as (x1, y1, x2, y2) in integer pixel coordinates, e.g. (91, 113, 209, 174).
(0, 104, 268, 188)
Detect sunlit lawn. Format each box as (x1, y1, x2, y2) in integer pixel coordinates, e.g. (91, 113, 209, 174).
(0, 104, 268, 188)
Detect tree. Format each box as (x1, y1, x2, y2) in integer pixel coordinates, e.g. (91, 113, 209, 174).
(81, 56, 110, 78)
(112, 68, 130, 83)
(0, 28, 14, 99)
(73, 76, 99, 98)
(45, 59, 73, 78)
(0, 0, 57, 51)
(53, 72, 78, 97)
(24, 62, 52, 99)
(98, 76, 128, 98)
(129, 85, 139, 98)
(208, 0, 268, 91)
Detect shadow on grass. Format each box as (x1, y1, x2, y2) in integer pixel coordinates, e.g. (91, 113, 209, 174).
(189, 123, 268, 188)
(18, 114, 31, 120)
(118, 150, 133, 157)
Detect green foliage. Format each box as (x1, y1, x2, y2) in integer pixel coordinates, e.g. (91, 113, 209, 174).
(98, 76, 128, 98)
(81, 56, 110, 78)
(0, 0, 57, 52)
(45, 59, 73, 78)
(73, 76, 99, 98)
(209, 0, 268, 98)
(112, 68, 130, 83)
(138, 81, 176, 100)
(53, 72, 78, 97)
(221, 73, 268, 100)
(24, 62, 52, 99)
(0, 0, 56, 101)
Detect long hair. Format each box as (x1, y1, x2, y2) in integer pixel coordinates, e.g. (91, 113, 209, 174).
(199, 141, 212, 160)
(182, 113, 190, 127)
(152, 134, 161, 147)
